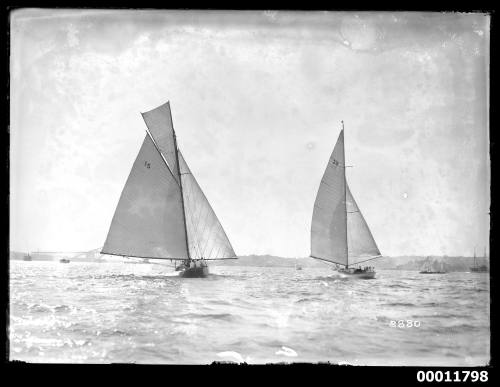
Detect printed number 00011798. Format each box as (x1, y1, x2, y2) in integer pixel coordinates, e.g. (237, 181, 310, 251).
(416, 370, 488, 382)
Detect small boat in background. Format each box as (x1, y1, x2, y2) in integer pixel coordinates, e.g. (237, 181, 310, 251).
(23, 253, 32, 261)
(470, 247, 488, 273)
(59, 258, 70, 263)
(419, 257, 446, 274)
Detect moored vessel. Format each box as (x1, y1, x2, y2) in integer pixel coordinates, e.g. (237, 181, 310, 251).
(470, 247, 488, 273)
(419, 257, 446, 274)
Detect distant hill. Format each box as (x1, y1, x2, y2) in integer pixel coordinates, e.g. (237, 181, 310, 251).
(214, 254, 489, 272)
(211, 255, 325, 268)
(9, 249, 104, 262)
(9, 250, 489, 272)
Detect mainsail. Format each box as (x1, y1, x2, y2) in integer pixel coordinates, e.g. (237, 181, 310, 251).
(102, 101, 236, 262)
(310, 128, 380, 267)
(311, 130, 348, 265)
(178, 151, 237, 260)
(101, 134, 189, 259)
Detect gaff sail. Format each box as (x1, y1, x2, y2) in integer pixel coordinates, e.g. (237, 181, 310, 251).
(102, 101, 236, 262)
(101, 133, 189, 260)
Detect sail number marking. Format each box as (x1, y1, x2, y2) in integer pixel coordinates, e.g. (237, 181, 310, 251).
(390, 320, 420, 328)
(144, 161, 151, 169)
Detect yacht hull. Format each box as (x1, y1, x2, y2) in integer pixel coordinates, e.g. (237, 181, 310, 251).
(180, 265, 209, 278)
(337, 269, 376, 279)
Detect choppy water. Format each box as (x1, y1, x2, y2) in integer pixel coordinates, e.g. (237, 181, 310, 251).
(9, 261, 490, 365)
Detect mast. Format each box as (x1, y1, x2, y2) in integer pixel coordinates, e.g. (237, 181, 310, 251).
(169, 104, 191, 262)
(342, 120, 349, 268)
(474, 247, 477, 268)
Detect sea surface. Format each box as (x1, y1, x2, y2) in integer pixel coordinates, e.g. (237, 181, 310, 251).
(9, 260, 490, 365)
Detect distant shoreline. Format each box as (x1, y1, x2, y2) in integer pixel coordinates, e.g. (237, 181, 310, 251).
(9, 251, 489, 272)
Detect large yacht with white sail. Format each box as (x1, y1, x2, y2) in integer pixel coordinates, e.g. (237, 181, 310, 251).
(101, 102, 237, 277)
(310, 121, 381, 279)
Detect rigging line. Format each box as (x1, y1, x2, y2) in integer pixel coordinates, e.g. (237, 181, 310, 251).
(182, 176, 203, 258)
(187, 187, 207, 259)
(214, 213, 235, 256)
(309, 255, 348, 267)
(184, 161, 236, 257)
(341, 125, 349, 267)
(182, 176, 201, 258)
(213, 244, 222, 261)
(100, 251, 189, 261)
(206, 223, 223, 258)
(197, 202, 214, 255)
(169, 126, 191, 262)
(349, 255, 383, 265)
(141, 128, 181, 190)
(191, 180, 209, 257)
(191, 181, 208, 242)
(200, 218, 216, 258)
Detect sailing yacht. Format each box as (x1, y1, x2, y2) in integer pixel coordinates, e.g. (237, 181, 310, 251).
(310, 121, 381, 279)
(419, 257, 446, 274)
(470, 247, 488, 273)
(101, 102, 237, 277)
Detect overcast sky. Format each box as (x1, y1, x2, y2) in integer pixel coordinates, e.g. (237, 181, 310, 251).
(10, 10, 490, 257)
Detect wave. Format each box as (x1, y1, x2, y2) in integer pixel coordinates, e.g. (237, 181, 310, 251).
(383, 302, 416, 307)
(80, 274, 178, 282)
(180, 312, 237, 322)
(387, 284, 412, 289)
(16, 302, 76, 314)
(315, 275, 347, 282)
(96, 328, 131, 337)
(295, 297, 324, 303)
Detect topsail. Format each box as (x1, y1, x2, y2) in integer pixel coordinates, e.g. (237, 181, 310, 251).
(310, 128, 380, 267)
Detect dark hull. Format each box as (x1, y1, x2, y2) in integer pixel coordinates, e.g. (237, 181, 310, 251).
(59, 259, 70, 263)
(180, 265, 209, 278)
(337, 269, 376, 279)
(470, 267, 488, 273)
(419, 271, 446, 274)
